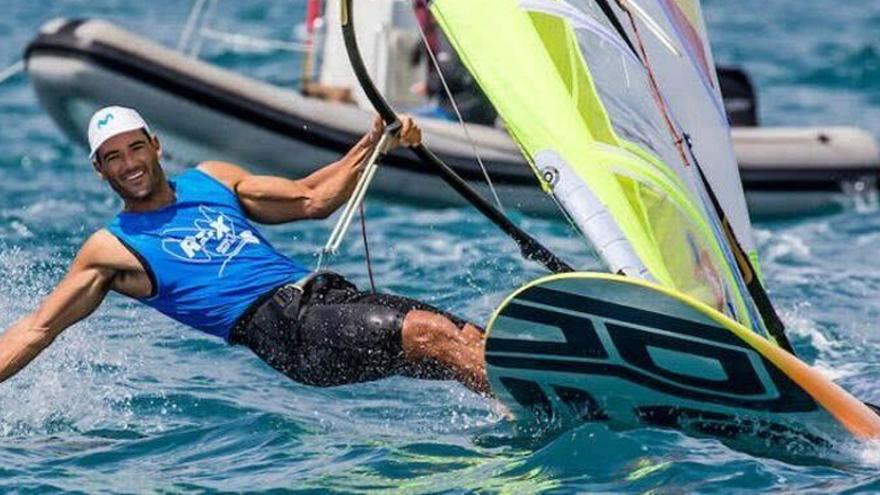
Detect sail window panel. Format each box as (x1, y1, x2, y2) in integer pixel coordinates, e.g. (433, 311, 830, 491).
(613, 172, 745, 322)
(518, 1, 690, 189)
(568, 26, 686, 180)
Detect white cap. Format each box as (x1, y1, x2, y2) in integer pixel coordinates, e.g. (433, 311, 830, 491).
(87, 106, 151, 160)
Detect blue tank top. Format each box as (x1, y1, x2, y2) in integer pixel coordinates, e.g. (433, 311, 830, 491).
(107, 169, 310, 339)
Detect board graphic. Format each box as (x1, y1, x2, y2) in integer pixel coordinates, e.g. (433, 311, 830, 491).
(486, 273, 880, 453)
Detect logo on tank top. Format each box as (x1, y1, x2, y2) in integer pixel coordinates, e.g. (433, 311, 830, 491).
(160, 206, 260, 276)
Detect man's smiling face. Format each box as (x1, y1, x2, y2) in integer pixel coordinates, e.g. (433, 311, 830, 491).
(93, 129, 165, 202)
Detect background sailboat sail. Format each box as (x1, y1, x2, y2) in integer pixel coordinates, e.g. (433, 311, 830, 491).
(430, 0, 769, 336)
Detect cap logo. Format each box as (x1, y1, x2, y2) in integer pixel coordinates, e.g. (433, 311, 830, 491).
(96, 113, 114, 129)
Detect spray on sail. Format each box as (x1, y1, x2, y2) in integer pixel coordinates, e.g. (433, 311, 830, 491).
(429, 0, 775, 338)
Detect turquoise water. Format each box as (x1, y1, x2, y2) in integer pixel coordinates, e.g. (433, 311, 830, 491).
(2, 0, 880, 492)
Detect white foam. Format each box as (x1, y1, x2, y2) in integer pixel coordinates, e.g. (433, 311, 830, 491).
(781, 303, 842, 354)
(855, 439, 880, 467)
(812, 359, 861, 382)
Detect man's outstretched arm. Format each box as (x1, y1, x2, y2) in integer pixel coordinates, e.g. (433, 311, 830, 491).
(0, 234, 115, 383)
(199, 116, 422, 224)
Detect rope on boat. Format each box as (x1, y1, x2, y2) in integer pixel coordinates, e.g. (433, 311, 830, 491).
(178, 0, 208, 52)
(0, 60, 24, 86)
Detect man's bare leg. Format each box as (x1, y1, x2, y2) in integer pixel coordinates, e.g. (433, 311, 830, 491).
(401, 310, 489, 394)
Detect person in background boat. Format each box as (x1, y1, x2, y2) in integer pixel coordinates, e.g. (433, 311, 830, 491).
(410, 0, 496, 126)
(0, 106, 489, 394)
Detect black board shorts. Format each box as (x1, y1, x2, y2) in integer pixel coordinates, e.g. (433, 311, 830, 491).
(229, 272, 464, 386)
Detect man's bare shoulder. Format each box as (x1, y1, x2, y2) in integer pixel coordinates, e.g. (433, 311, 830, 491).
(75, 229, 142, 273)
(197, 161, 251, 190)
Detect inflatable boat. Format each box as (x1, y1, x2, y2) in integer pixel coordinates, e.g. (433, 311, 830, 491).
(25, 17, 880, 217)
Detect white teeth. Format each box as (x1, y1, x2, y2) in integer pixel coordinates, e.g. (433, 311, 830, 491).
(125, 171, 144, 181)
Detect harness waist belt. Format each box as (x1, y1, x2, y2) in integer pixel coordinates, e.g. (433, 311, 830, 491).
(228, 271, 328, 344)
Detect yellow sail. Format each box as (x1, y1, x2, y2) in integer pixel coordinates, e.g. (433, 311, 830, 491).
(431, 0, 768, 335)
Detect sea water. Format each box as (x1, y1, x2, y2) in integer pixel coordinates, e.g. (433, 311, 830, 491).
(1, 0, 879, 492)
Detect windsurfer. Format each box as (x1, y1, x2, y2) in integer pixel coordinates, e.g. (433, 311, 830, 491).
(0, 106, 489, 394)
